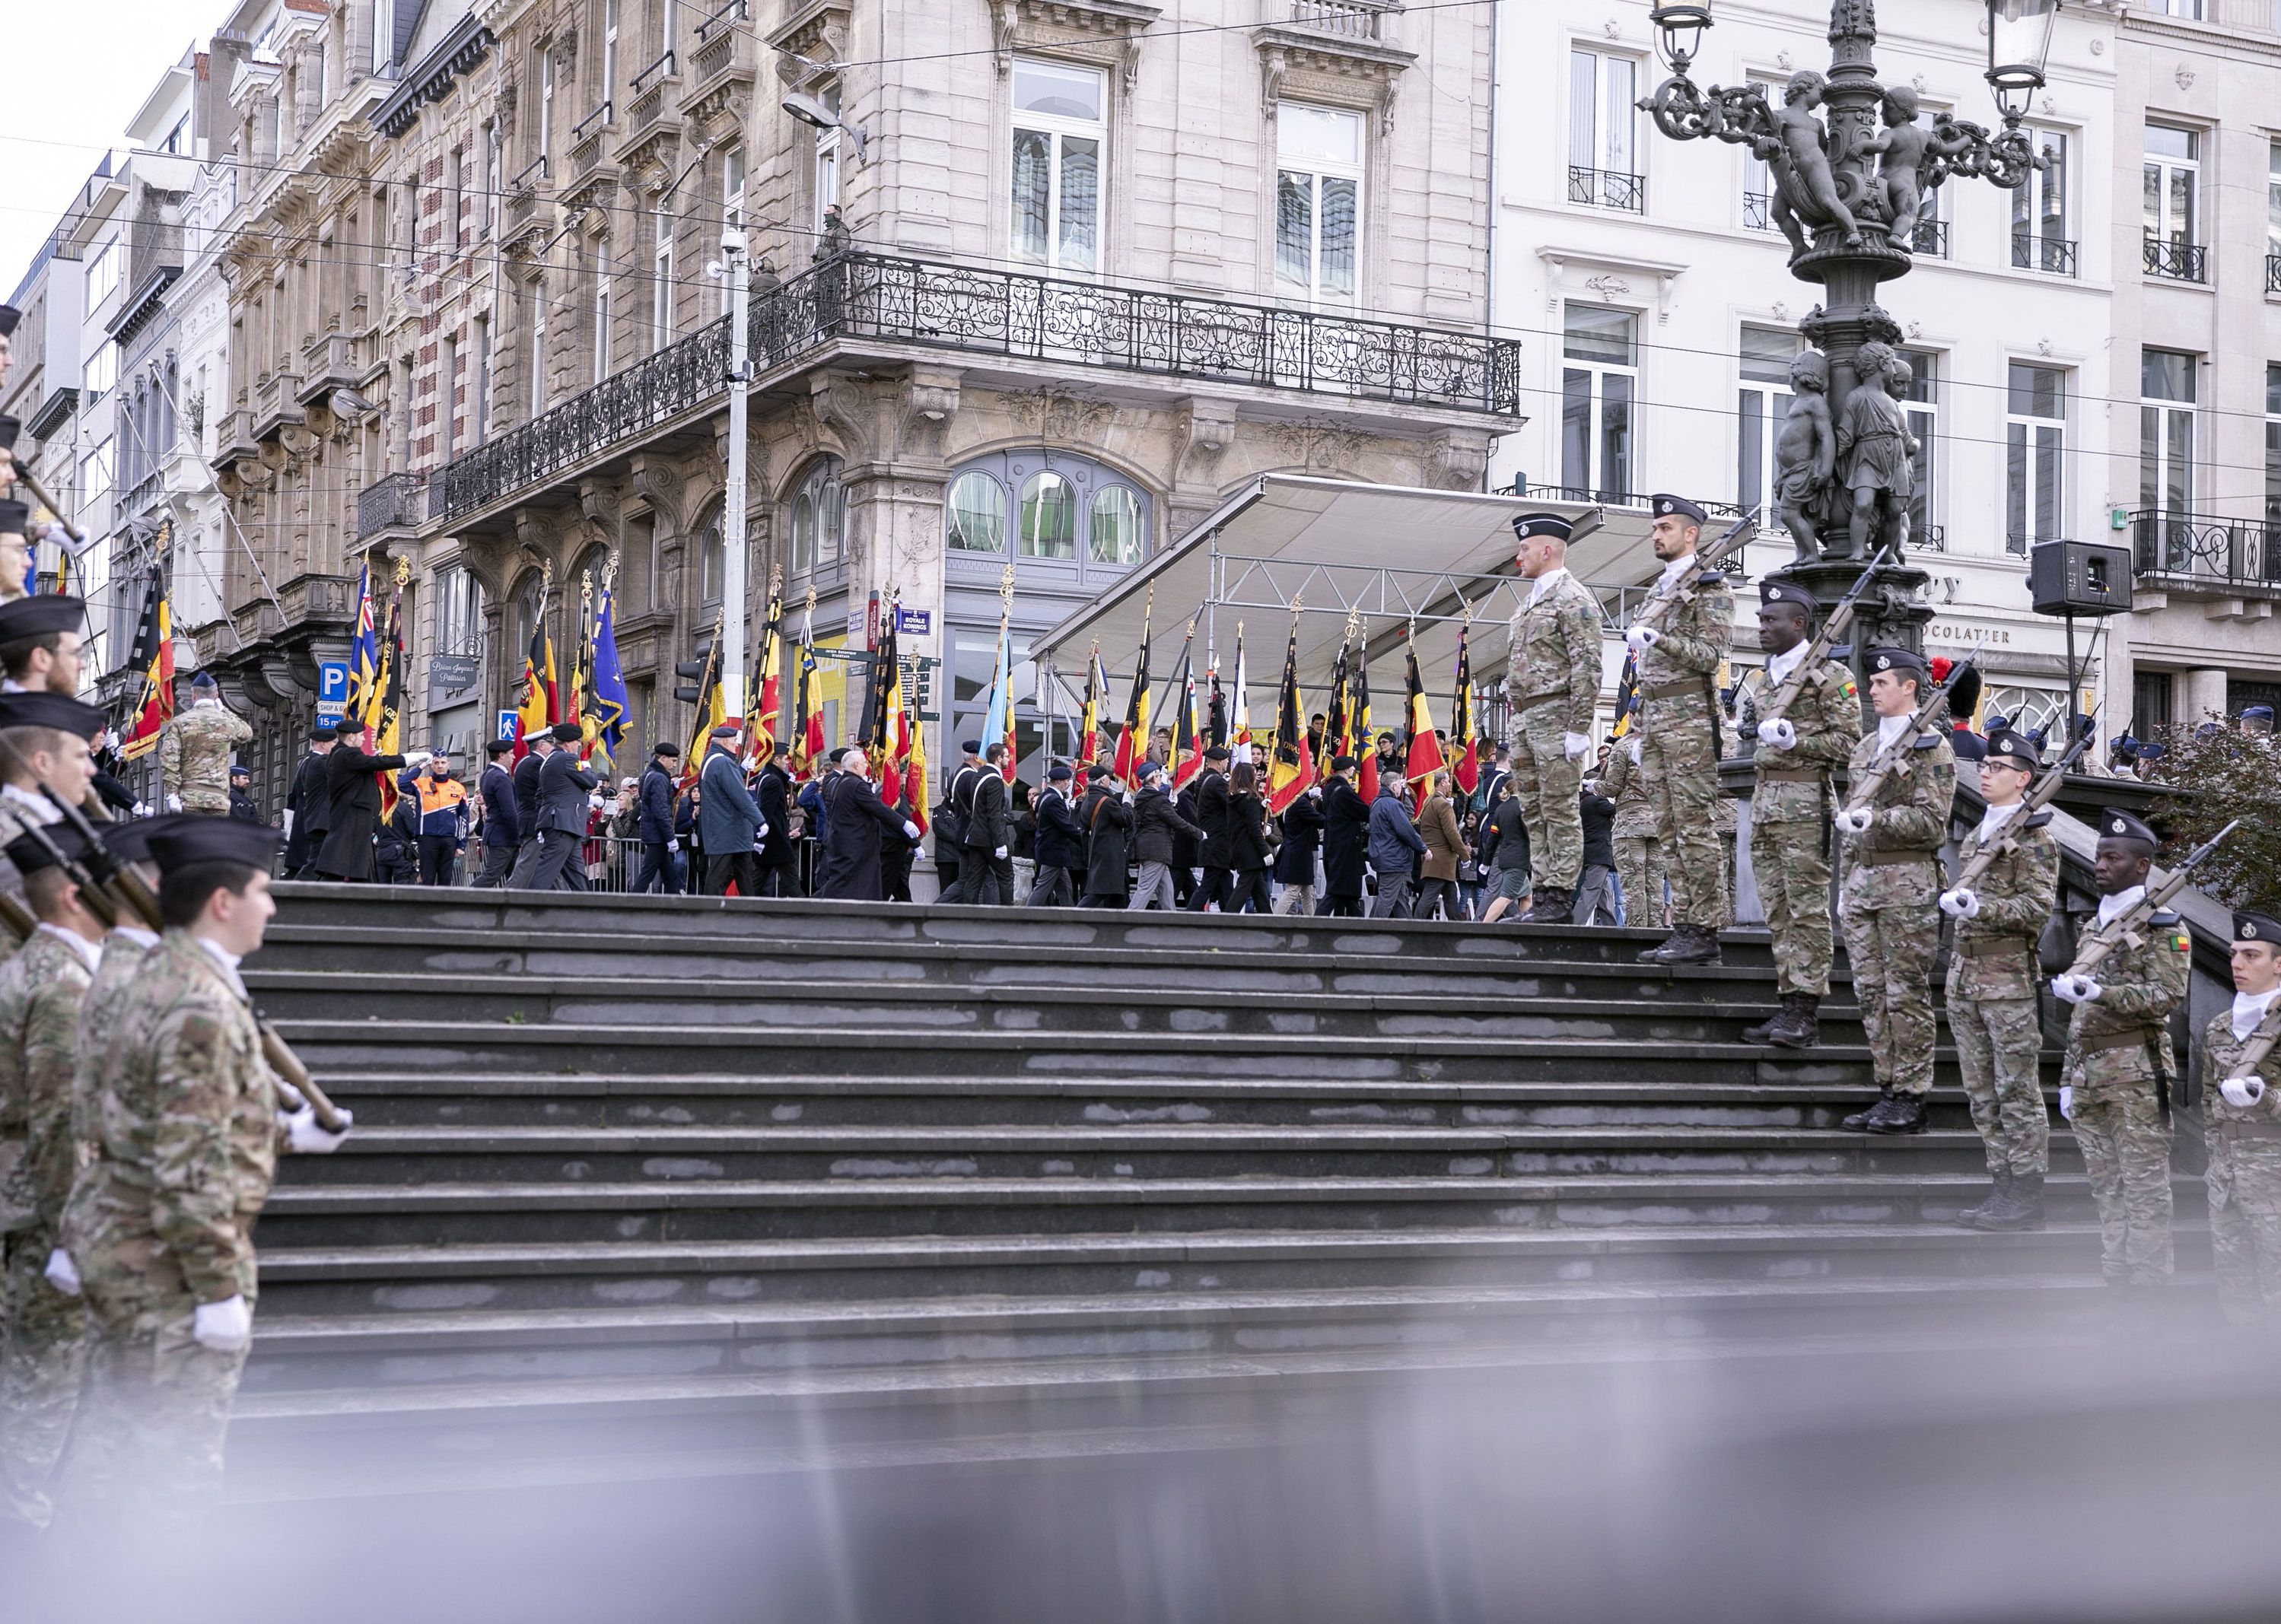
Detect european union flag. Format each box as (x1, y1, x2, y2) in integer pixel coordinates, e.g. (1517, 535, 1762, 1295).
(589, 577, 630, 771)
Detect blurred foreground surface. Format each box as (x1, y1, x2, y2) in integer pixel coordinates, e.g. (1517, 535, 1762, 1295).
(11, 1305, 2278, 1624)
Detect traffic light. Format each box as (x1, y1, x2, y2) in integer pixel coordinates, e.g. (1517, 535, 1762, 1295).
(674, 638, 717, 707)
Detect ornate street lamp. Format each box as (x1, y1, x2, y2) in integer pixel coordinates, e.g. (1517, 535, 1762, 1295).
(1637, 0, 2062, 657)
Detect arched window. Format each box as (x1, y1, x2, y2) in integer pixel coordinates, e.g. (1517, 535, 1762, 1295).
(786, 456, 846, 577)
(573, 542, 612, 608)
(947, 470, 1007, 552)
(695, 501, 726, 602)
(511, 570, 546, 664)
(1089, 485, 1142, 565)
(1018, 469, 1076, 558)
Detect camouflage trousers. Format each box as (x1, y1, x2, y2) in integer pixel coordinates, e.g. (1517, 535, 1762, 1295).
(1751, 817, 1834, 997)
(0, 1226, 86, 1527)
(2068, 1063, 2173, 1284)
(1839, 898, 1938, 1096)
(1513, 713, 1585, 890)
(1615, 835, 1667, 929)
(1944, 985, 2048, 1175)
(1640, 695, 1728, 929)
(2205, 1134, 2281, 1324)
(177, 790, 231, 815)
(56, 1225, 250, 1534)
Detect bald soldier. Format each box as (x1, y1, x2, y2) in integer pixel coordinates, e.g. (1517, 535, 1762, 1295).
(1624, 494, 1734, 965)
(2204, 910, 2281, 1325)
(1501, 512, 1604, 924)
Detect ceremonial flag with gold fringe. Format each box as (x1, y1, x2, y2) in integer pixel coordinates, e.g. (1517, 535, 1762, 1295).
(1351, 652, 1376, 801)
(116, 568, 174, 761)
(1167, 628, 1203, 792)
(791, 603, 825, 776)
(373, 565, 408, 819)
(746, 583, 784, 770)
(514, 581, 557, 760)
(585, 566, 630, 774)
(1230, 631, 1249, 752)
(1112, 595, 1153, 787)
(869, 604, 902, 806)
(1450, 627, 1479, 796)
(1077, 645, 1105, 770)
(1265, 623, 1313, 815)
(1610, 650, 1640, 741)
(680, 610, 727, 783)
(345, 562, 380, 727)
(1323, 639, 1350, 771)
(1402, 637, 1444, 787)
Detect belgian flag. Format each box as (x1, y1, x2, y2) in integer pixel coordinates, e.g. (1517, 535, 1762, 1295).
(1402, 637, 1444, 787)
(1112, 593, 1153, 787)
(116, 570, 173, 761)
(1449, 626, 1478, 796)
(1167, 629, 1203, 793)
(1350, 654, 1376, 801)
(1265, 624, 1314, 815)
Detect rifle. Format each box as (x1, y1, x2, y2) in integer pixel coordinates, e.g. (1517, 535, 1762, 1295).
(0, 735, 346, 1131)
(1754, 547, 1893, 726)
(2219, 1005, 2281, 1095)
(1947, 708, 2096, 895)
(1836, 647, 1981, 820)
(0, 891, 33, 945)
(1630, 508, 1760, 636)
(2067, 818, 2238, 979)
(0, 454, 86, 546)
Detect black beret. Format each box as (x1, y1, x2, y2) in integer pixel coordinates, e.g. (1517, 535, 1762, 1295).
(0, 690, 104, 736)
(1204, 745, 1230, 762)
(1984, 728, 2040, 770)
(4, 822, 91, 876)
(1085, 764, 1112, 780)
(549, 720, 584, 744)
(1651, 494, 1709, 524)
(99, 812, 193, 866)
(0, 306, 20, 338)
(311, 722, 341, 742)
(1866, 647, 1926, 679)
(1512, 512, 1574, 543)
(0, 595, 83, 642)
(146, 814, 283, 872)
(0, 499, 28, 532)
(2235, 911, 2281, 944)
(2097, 808, 2159, 847)
(1331, 754, 1357, 772)
(1761, 579, 1815, 610)
(1048, 763, 1072, 780)
(0, 414, 18, 452)
(960, 739, 983, 755)
(652, 741, 681, 757)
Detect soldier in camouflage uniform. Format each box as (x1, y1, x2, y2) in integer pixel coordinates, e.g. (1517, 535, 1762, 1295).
(2203, 910, 2281, 1325)
(0, 691, 104, 914)
(1597, 723, 1665, 928)
(157, 671, 253, 815)
(1502, 513, 1605, 924)
(1937, 727, 2061, 1230)
(1625, 494, 1734, 965)
(54, 816, 351, 1531)
(2050, 809, 2190, 1289)
(1834, 648, 1957, 1135)
(1736, 580, 1863, 1048)
(0, 828, 104, 1526)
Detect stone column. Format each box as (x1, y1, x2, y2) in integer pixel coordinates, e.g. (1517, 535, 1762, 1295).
(2182, 666, 2229, 728)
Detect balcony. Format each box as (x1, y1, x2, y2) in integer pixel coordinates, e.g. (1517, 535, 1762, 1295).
(1743, 189, 1771, 232)
(357, 471, 427, 539)
(1570, 166, 1644, 214)
(620, 50, 682, 172)
(227, 570, 357, 648)
(1910, 218, 1949, 259)
(2143, 235, 2207, 284)
(2132, 509, 2281, 594)
(2012, 233, 2078, 277)
(1286, 0, 1396, 40)
(2267, 253, 2281, 296)
(686, 0, 753, 126)
(437, 250, 1528, 523)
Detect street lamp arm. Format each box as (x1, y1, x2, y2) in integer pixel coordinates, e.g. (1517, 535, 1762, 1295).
(1922, 110, 2052, 193)
(1636, 75, 1774, 149)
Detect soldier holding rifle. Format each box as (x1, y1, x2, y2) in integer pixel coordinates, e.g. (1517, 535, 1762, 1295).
(2205, 909, 2281, 1324)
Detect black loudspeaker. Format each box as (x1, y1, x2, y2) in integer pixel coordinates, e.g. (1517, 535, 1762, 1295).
(2028, 540, 2133, 618)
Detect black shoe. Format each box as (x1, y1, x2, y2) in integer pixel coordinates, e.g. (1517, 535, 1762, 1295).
(1640, 923, 1721, 965)
(1857, 1092, 1928, 1135)
(1767, 992, 1821, 1050)
(1741, 994, 1789, 1047)
(1521, 885, 1573, 924)
(1972, 1170, 2045, 1232)
(1957, 1167, 2012, 1228)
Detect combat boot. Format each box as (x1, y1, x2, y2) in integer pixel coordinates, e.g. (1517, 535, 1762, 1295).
(1859, 1092, 1928, 1134)
(1520, 885, 1573, 924)
(1767, 992, 1820, 1050)
(1956, 1167, 2012, 1228)
(1741, 993, 1792, 1046)
(1640, 923, 1721, 966)
(1974, 1170, 2045, 1232)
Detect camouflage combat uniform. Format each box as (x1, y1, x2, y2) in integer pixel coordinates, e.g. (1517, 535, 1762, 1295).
(2203, 999, 2281, 1324)
(2060, 901, 2190, 1283)
(157, 701, 253, 814)
(1738, 658, 1862, 997)
(1503, 570, 1603, 891)
(1836, 720, 1956, 1098)
(59, 930, 286, 1527)
(1598, 743, 1664, 926)
(1634, 566, 1733, 929)
(1944, 807, 2060, 1175)
(0, 926, 95, 1525)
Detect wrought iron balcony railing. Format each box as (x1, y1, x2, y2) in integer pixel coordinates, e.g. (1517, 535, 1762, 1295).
(2132, 509, 2281, 586)
(631, 49, 676, 96)
(693, 0, 746, 40)
(2268, 252, 2281, 296)
(436, 252, 1526, 522)
(358, 471, 428, 539)
(1742, 189, 1772, 231)
(572, 102, 612, 142)
(2143, 235, 2207, 283)
(1570, 165, 1645, 213)
(2012, 233, 2078, 276)
(1910, 218, 1949, 259)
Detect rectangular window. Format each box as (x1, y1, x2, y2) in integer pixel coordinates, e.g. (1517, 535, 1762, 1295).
(442, 336, 459, 461)
(374, 0, 395, 72)
(1735, 325, 1798, 519)
(723, 145, 745, 227)
(652, 205, 673, 352)
(1901, 351, 1939, 551)
(2267, 363, 2281, 529)
(82, 343, 116, 402)
(2133, 670, 2173, 739)
(1010, 57, 1104, 273)
(311, 42, 326, 108)
(593, 279, 610, 385)
(80, 437, 114, 525)
(450, 145, 466, 247)
(530, 278, 547, 418)
(2140, 348, 2196, 570)
(471, 316, 490, 447)
(816, 126, 841, 236)
(600, 0, 619, 115)
(435, 564, 483, 657)
(539, 49, 555, 167)
(2144, 123, 2200, 277)
(2151, 0, 2201, 14)
(1568, 48, 1641, 210)
(1741, 77, 1780, 229)
(485, 122, 502, 237)
(1274, 103, 1363, 305)
(85, 236, 122, 307)
(2006, 362, 2066, 555)
(2012, 129, 2072, 273)
(2268, 141, 2281, 282)
(1560, 302, 1637, 501)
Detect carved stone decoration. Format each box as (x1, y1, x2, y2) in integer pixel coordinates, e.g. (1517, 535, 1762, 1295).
(1831, 339, 1916, 561)
(1772, 347, 1834, 563)
(2174, 63, 2196, 93)
(1422, 429, 1490, 493)
(1172, 397, 1239, 494)
(1582, 274, 1630, 304)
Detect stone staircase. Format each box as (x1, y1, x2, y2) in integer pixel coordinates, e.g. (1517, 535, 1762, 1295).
(224, 885, 2213, 1492)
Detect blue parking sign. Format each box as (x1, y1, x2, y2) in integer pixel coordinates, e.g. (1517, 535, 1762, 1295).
(315, 660, 349, 717)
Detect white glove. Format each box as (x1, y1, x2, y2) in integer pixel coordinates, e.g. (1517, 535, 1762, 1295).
(994, 846, 1008, 860)
(756, 824, 769, 841)
(2050, 974, 2101, 1004)
(132, 802, 151, 818)
(282, 809, 296, 837)
(902, 820, 921, 841)
(1563, 732, 1590, 760)
(166, 793, 183, 812)
(1624, 626, 1659, 652)
(2057, 1085, 2073, 1121)
(1834, 806, 1874, 834)
(1307, 785, 1322, 799)
(666, 837, 679, 852)
(2220, 1076, 2268, 1109)
(1626, 736, 1641, 764)
(278, 1103, 352, 1153)
(1938, 888, 1980, 920)
(588, 792, 605, 809)
(1756, 719, 1796, 751)
(43, 1248, 80, 1298)
(1123, 790, 1134, 804)
(192, 1294, 253, 1353)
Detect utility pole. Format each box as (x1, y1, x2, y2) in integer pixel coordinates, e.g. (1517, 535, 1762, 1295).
(717, 225, 751, 720)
